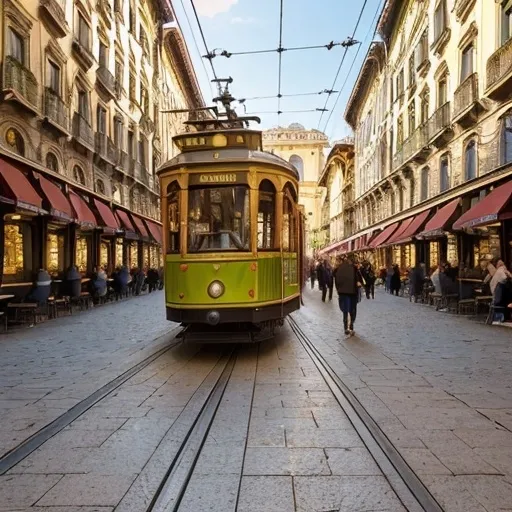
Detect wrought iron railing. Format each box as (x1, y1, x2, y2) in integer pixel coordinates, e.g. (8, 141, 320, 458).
(454, 73, 478, 118)
(427, 102, 451, 142)
(403, 123, 428, 161)
(3, 56, 39, 109)
(487, 37, 512, 90)
(392, 148, 404, 172)
(44, 87, 68, 131)
(73, 112, 94, 148)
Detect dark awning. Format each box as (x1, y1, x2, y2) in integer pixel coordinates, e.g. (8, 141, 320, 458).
(69, 191, 97, 227)
(369, 222, 399, 249)
(453, 180, 512, 230)
(116, 210, 138, 240)
(34, 173, 73, 220)
(94, 199, 119, 231)
(418, 199, 460, 238)
(384, 218, 414, 247)
(132, 215, 149, 239)
(392, 210, 431, 245)
(146, 221, 162, 244)
(0, 158, 44, 213)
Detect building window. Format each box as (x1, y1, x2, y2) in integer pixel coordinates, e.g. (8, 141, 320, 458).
(47, 233, 64, 275)
(409, 54, 416, 88)
(502, 115, 512, 164)
(440, 156, 450, 192)
(501, 0, 512, 45)
(408, 101, 416, 134)
(397, 115, 404, 147)
(289, 155, 304, 181)
(114, 116, 123, 149)
(420, 167, 429, 201)
(96, 179, 105, 194)
(75, 236, 88, 273)
(396, 69, 404, 98)
(461, 43, 474, 82)
(98, 41, 108, 68)
(128, 130, 134, 159)
(420, 89, 430, 123)
(46, 152, 59, 172)
(140, 26, 149, 56)
(5, 128, 25, 156)
(77, 13, 91, 49)
(464, 140, 477, 181)
(434, 0, 447, 42)
(8, 28, 25, 64)
(3, 224, 24, 276)
(258, 180, 276, 250)
(77, 88, 89, 119)
(438, 75, 448, 107)
(97, 105, 107, 134)
(415, 29, 428, 69)
(47, 60, 61, 95)
(138, 137, 146, 166)
(74, 165, 86, 185)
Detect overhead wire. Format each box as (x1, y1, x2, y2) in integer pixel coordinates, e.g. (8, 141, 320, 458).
(325, 0, 384, 136)
(190, 0, 218, 81)
(277, 0, 284, 122)
(317, 0, 369, 130)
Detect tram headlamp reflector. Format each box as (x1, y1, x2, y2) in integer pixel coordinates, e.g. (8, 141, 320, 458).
(207, 280, 225, 299)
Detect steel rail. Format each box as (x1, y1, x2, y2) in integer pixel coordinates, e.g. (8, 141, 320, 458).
(0, 326, 184, 475)
(288, 316, 444, 512)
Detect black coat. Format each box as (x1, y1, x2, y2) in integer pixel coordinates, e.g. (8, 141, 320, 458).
(333, 262, 361, 296)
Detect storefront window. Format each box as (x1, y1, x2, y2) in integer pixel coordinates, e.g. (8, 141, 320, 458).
(75, 236, 88, 273)
(393, 246, 401, 267)
(100, 241, 110, 270)
(188, 186, 250, 252)
(258, 180, 276, 250)
(143, 245, 150, 268)
(447, 234, 458, 264)
(115, 238, 123, 267)
(430, 241, 439, 270)
(129, 242, 138, 269)
(149, 245, 159, 268)
(4, 224, 24, 276)
(473, 229, 501, 267)
(47, 233, 64, 275)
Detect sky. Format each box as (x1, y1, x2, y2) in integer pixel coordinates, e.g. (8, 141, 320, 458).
(172, 0, 384, 142)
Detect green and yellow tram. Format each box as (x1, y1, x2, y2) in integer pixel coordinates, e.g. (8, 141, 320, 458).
(158, 123, 305, 339)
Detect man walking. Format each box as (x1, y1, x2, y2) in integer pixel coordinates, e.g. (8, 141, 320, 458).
(333, 255, 363, 336)
(321, 259, 334, 302)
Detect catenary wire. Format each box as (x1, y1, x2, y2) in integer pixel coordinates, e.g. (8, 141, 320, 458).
(325, 0, 384, 135)
(277, 0, 284, 122)
(190, 0, 218, 81)
(317, 0, 369, 129)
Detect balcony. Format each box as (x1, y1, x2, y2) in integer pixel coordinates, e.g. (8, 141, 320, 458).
(2, 56, 40, 114)
(39, 0, 69, 37)
(139, 166, 150, 186)
(392, 148, 404, 172)
(403, 124, 430, 164)
(128, 158, 137, 177)
(454, 73, 479, 128)
(72, 37, 95, 71)
(96, 66, 116, 99)
(486, 37, 512, 100)
(44, 87, 69, 135)
(107, 137, 119, 165)
(116, 150, 129, 171)
(72, 112, 94, 151)
(95, 133, 118, 165)
(427, 102, 452, 148)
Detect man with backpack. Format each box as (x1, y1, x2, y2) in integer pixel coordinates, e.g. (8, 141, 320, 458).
(333, 255, 364, 336)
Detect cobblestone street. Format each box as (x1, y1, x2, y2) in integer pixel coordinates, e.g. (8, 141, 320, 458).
(0, 288, 512, 510)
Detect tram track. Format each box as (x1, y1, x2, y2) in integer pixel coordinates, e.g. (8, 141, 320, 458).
(0, 325, 184, 475)
(288, 315, 444, 512)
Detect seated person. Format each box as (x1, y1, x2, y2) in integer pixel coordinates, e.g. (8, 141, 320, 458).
(26, 269, 52, 304)
(65, 266, 82, 298)
(90, 266, 108, 299)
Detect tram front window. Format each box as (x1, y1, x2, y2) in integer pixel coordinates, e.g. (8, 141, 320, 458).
(188, 186, 251, 252)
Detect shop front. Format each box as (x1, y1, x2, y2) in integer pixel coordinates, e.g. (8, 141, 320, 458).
(131, 215, 150, 269)
(145, 220, 163, 269)
(368, 223, 399, 269)
(115, 210, 140, 269)
(93, 198, 121, 274)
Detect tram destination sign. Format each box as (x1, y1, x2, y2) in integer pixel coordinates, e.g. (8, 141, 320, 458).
(190, 172, 247, 185)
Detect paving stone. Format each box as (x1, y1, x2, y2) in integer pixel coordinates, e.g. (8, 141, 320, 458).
(237, 476, 295, 512)
(0, 474, 62, 511)
(37, 473, 137, 507)
(243, 447, 331, 476)
(193, 444, 245, 475)
(293, 475, 406, 512)
(285, 426, 364, 448)
(325, 447, 382, 476)
(400, 448, 452, 475)
(179, 474, 240, 511)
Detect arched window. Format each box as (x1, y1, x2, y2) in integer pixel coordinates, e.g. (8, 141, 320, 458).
(46, 152, 59, 172)
(96, 179, 105, 195)
(167, 181, 180, 254)
(440, 156, 450, 192)
(420, 167, 429, 201)
(282, 183, 297, 253)
(289, 155, 304, 181)
(73, 165, 85, 185)
(465, 140, 477, 181)
(258, 180, 276, 250)
(5, 128, 25, 156)
(502, 115, 512, 165)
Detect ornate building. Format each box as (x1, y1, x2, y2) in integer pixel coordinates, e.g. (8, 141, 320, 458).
(262, 123, 329, 255)
(332, 0, 512, 271)
(0, 0, 202, 286)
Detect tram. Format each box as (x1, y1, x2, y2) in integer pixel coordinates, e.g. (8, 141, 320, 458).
(158, 91, 305, 341)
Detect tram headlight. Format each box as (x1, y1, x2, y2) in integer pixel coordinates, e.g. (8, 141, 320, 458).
(207, 280, 225, 299)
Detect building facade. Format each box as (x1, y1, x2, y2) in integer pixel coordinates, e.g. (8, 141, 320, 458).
(262, 123, 329, 254)
(0, 0, 202, 292)
(321, 0, 512, 272)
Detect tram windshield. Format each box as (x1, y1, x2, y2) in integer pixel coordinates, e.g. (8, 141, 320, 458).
(187, 186, 251, 252)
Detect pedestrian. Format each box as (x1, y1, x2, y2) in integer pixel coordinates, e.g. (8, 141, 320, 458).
(333, 255, 364, 336)
(362, 261, 376, 299)
(390, 264, 401, 296)
(321, 259, 334, 302)
(310, 261, 316, 289)
(317, 260, 326, 295)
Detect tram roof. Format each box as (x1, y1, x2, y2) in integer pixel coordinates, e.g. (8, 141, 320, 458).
(158, 146, 300, 180)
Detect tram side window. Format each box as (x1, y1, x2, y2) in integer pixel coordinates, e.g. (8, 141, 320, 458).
(282, 185, 297, 253)
(188, 186, 250, 252)
(258, 180, 276, 250)
(167, 182, 180, 253)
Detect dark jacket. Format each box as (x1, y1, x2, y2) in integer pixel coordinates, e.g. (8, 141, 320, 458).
(65, 266, 82, 298)
(317, 263, 326, 289)
(333, 261, 360, 296)
(390, 266, 401, 290)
